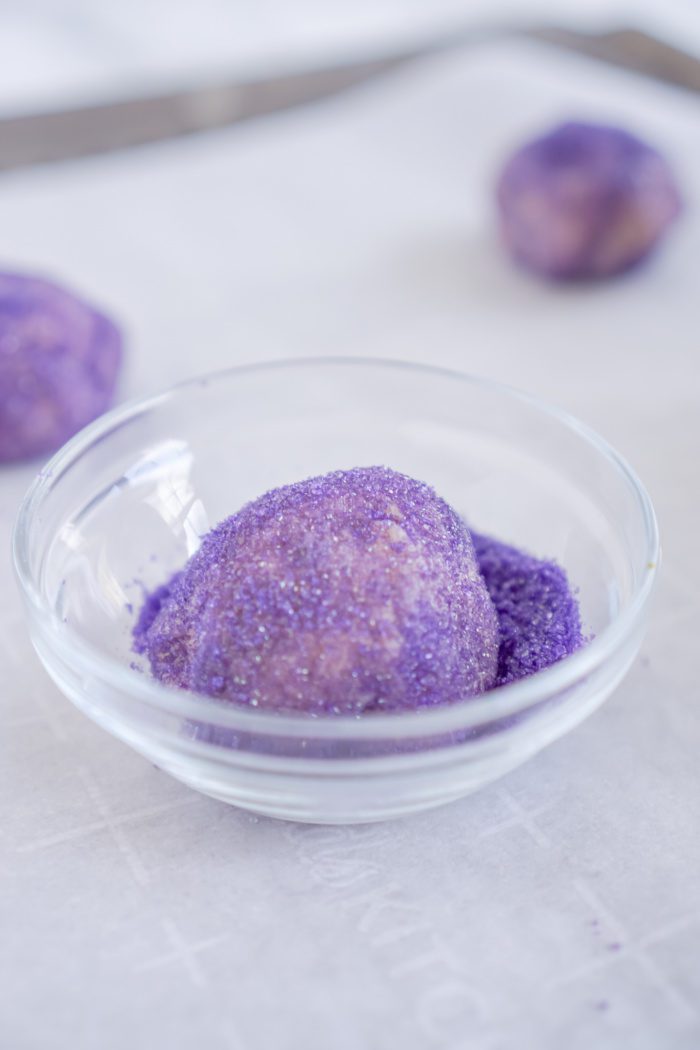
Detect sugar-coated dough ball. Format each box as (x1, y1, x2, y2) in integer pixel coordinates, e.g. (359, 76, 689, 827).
(135, 466, 499, 714)
(0, 273, 122, 461)
(497, 122, 681, 280)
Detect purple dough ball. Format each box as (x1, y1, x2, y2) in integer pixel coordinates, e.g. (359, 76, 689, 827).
(0, 272, 123, 461)
(134, 466, 499, 714)
(496, 121, 682, 280)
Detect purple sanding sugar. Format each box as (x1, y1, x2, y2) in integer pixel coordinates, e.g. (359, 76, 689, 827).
(472, 531, 583, 686)
(134, 466, 499, 715)
(497, 121, 682, 280)
(0, 272, 122, 461)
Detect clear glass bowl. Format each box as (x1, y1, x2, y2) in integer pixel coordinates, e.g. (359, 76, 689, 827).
(13, 359, 658, 823)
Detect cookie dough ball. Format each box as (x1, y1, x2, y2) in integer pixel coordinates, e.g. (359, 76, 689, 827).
(496, 122, 682, 280)
(135, 466, 499, 714)
(0, 272, 123, 461)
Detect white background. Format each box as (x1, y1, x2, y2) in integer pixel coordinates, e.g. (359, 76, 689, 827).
(1, 0, 700, 112)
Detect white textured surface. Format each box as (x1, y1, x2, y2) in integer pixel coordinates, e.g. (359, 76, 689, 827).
(1, 41, 699, 1050)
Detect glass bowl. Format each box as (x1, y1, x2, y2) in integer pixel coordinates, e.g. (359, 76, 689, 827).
(13, 359, 658, 823)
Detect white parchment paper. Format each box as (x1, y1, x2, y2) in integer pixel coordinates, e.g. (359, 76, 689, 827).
(1, 41, 699, 1050)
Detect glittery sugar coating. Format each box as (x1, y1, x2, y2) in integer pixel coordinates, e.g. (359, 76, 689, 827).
(0, 272, 122, 462)
(472, 531, 583, 686)
(497, 122, 682, 280)
(134, 467, 500, 714)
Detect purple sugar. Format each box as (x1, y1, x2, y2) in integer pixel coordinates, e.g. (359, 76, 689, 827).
(134, 467, 584, 714)
(472, 531, 583, 686)
(0, 272, 122, 462)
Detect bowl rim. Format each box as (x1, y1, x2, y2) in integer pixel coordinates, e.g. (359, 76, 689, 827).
(12, 356, 659, 741)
